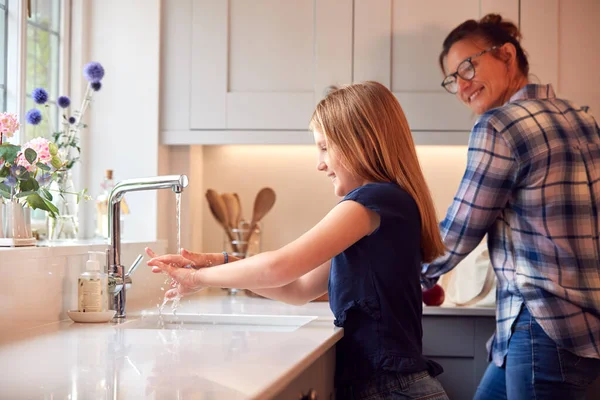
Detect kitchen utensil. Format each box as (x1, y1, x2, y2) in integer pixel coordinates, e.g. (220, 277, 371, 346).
(206, 189, 237, 249)
(221, 193, 240, 230)
(243, 187, 276, 248)
(233, 193, 243, 226)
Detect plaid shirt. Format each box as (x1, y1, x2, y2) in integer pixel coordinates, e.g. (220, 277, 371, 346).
(422, 84, 600, 366)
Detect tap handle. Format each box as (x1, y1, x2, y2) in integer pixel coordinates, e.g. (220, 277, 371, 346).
(126, 254, 144, 277)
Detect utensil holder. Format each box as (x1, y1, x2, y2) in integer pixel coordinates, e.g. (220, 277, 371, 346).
(223, 221, 261, 295)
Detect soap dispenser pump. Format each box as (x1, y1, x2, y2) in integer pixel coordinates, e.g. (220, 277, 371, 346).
(78, 251, 109, 312)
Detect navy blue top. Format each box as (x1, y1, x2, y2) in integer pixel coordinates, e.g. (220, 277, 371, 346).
(329, 182, 441, 386)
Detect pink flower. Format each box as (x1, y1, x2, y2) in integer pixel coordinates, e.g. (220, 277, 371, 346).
(16, 137, 53, 171)
(0, 112, 20, 138)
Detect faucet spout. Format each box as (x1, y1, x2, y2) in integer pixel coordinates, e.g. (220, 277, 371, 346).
(108, 174, 189, 318)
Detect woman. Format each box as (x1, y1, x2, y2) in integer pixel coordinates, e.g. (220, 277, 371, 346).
(148, 81, 449, 399)
(422, 13, 600, 400)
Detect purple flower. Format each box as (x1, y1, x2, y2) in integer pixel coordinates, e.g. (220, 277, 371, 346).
(36, 173, 52, 186)
(26, 109, 42, 125)
(68, 116, 76, 124)
(91, 81, 102, 91)
(32, 88, 49, 105)
(83, 62, 105, 83)
(10, 165, 27, 178)
(4, 175, 16, 187)
(57, 96, 71, 108)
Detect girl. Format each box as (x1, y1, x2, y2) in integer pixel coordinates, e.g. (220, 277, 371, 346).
(148, 81, 448, 400)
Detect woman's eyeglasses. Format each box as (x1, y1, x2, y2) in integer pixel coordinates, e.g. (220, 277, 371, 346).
(441, 46, 499, 94)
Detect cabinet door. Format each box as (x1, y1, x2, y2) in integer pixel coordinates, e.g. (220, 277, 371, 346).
(189, 0, 352, 131)
(521, 0, 600, 118)
(353, 0, 519, 132)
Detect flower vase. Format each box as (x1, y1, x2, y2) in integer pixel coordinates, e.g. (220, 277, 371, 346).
(0, 202, 36, 246)
(47, 170, 79, 240)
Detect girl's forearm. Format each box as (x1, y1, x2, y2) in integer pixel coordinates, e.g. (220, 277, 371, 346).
(195, 251, 288, 289)
(246, 285, 306, 305)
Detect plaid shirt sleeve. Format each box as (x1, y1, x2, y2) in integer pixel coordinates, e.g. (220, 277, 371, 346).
(421, 115, 519, 288)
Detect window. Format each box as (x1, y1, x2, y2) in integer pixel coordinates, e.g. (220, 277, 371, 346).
(24, 0, 62, 142)
(0, 0, 7, 112)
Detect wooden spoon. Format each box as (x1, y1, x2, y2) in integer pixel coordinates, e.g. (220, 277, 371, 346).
(205, 189, 237, 250)
(233, 193, 243, 226)
(243, 187, 276, 248)
(221, 193, 240, 230)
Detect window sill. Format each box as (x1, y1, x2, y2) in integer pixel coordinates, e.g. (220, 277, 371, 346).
(0, 238, 166, 257)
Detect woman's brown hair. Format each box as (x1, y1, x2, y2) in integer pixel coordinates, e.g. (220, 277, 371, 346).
(309, 81, 445, 263)
(439, 13, 529, 77)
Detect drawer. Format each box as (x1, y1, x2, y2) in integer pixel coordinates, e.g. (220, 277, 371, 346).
(422, 316, 475, 357)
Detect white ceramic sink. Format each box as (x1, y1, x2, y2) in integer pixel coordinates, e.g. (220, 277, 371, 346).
(120, 313, 318, 332)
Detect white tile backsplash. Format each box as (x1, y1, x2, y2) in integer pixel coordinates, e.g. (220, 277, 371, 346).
(0, 240, 167, 337)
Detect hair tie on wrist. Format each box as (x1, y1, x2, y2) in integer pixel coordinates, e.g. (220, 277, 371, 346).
(222, 251, 229, 264)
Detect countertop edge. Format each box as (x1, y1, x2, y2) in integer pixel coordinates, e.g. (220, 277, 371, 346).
(252, 323, 343, 400)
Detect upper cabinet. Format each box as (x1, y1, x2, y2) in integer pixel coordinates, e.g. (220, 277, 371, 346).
(353, 0, 518, 132)
(160, 0, 523, 144)
(521, 0, 600, 118)
(161, 0, 352, 144)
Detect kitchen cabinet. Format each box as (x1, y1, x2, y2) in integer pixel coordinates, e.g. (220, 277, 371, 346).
(422, 314, 495, 400)
(520, 0, 600, 119)
(272, 345, 336, 400)
(161, 0, 352, 144)
(272, 313, 496, 400)
(162, 0, 600, 145)
(353, 0, 518, 132)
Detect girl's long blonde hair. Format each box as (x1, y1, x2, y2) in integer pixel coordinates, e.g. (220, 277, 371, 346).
(310, 81, 444, 263)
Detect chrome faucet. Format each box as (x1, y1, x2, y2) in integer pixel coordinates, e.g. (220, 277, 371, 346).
(107, 174, 189, 318)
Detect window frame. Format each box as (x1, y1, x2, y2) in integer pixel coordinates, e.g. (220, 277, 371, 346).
(5, 0, 70, 144)
(0, 1, 8, 112)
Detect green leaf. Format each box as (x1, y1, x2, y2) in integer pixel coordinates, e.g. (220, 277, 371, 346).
(15, 190, 37, 198)
(0, 166, 9, 178)
(25, 193, 57, 217)
(0, 144, 20, 164)
(42, 197, 59, 217)
(49, 142, 58, 156)
(36, 162, 51, 171)
(24, 148, 37, 164)
(77, 188, 89, 204)
(16, 170, 30, 181)
(19, 177, 39, 192)
(50, 156, 62, 169)
(40, 187, 53, 201)
(0, 183, 11, 199)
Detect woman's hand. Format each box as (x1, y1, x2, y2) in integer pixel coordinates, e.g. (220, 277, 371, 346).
(146, 247, 217, 299)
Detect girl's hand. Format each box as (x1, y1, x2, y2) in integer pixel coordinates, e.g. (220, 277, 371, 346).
(145, 247, 207, 298)
(145, 248, 223, 273)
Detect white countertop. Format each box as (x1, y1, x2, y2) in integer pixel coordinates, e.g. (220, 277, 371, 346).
(0, 289, 342, 400)
(0, 289, 495, 399)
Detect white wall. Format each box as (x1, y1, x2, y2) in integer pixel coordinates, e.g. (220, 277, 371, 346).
(77, 0, 162, 241)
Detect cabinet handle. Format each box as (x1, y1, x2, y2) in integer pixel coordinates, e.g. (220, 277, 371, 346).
(299, 388, 317, 400)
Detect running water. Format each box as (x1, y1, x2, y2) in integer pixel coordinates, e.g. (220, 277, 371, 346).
(157, 193, 184, 318)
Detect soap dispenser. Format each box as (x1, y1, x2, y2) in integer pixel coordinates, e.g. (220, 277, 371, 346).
(78, 251, 109, 312)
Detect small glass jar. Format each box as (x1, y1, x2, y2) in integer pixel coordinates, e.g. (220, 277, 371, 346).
(222, 221, 261, 295)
